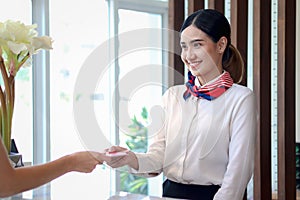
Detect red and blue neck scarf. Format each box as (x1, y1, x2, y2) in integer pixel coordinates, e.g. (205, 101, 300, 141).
(183, 71, 233, 101)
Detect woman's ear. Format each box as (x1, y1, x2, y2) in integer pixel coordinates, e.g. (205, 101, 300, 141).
(217, 36, 228, 53)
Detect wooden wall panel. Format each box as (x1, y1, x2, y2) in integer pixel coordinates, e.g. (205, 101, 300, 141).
(230, 2, 249, 199)
(277, 0, 296, 199)
(168, 0, 185, 86)
(188, 0, 204, 14)
(207, 0, 224, 14)
(230, 0, 248, 85)
(253, 0, 272, 199)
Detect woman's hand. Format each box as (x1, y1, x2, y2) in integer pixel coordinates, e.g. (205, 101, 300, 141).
(104, 146, 139, 170)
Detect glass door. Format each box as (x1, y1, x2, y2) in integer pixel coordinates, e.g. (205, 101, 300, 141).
(108, 0, 168, 196)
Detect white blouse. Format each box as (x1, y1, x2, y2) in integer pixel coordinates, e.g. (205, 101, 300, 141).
(132, 83, 256, 200)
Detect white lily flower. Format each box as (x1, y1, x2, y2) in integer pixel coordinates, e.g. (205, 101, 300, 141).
(0, 20, 53, 73)
(0, 20, 53, 152)
(3, 20, 37, 42)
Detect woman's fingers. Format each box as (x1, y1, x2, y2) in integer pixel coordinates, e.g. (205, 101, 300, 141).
(105, 154, 129, 168)
(107, 146, 128, 152)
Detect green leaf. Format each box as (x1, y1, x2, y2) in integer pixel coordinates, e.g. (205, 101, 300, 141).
(141, 107, 148, 120)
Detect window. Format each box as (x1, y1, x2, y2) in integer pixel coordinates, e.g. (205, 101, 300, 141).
(1, 0, 168, 198)
(49, 1, 111, 199)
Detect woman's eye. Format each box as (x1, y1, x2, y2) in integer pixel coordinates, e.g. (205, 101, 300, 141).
(194, 43, 201, 48)
(181, 45, 187, 50)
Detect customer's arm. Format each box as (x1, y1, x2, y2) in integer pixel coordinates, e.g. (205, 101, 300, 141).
(0, 139, 105, 198)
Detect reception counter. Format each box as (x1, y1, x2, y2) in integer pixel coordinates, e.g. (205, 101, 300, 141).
(5, 188, 183, 200)
(108, 192, 185, 200)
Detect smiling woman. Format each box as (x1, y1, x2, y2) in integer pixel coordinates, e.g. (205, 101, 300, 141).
(105, 9, 256, 200)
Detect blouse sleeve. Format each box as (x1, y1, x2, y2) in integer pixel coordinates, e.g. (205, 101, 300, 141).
(213, 91, 257, 200)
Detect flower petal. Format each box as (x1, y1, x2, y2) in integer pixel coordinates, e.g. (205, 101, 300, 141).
(32, 36, 53, 52)
(7, 41, 27, 54)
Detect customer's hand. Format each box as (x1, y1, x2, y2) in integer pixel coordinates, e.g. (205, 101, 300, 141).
(104, 146, 139, 170)
(67, 151, 105, 173)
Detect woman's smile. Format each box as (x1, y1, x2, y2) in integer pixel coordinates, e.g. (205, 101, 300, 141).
(188, 60, 202, 70)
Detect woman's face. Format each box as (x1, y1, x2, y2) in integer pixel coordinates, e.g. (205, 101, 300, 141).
(180, 25, 224, 84)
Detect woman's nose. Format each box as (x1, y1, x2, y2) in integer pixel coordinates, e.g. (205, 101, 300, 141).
(186, 48, 196, 60)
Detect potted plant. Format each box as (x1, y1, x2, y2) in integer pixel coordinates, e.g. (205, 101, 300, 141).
(0, 20, 52, 163)
(120, 107, 149, 195)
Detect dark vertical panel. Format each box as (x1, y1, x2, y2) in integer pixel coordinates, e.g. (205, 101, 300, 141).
(168, 0, 184, 86)
(208, 0, 225, 14)
(230, 2, 249, 199)
(230, 0, 248, 86)
(277, 0, 296, 199)
(188, 0, 204, 14)
(253, 0, 272, 200)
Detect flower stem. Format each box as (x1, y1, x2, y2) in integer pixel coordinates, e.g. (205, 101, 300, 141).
(0, 86, 9, 152)
(0, 55, 12, 105)
(0, 55, 11, 152)
(17, 53, 30, 70)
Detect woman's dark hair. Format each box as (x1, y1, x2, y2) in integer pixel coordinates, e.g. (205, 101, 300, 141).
(180, 9, 244, 83)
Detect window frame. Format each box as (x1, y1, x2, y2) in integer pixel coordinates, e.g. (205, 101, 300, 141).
(30, 0, 51, 196)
